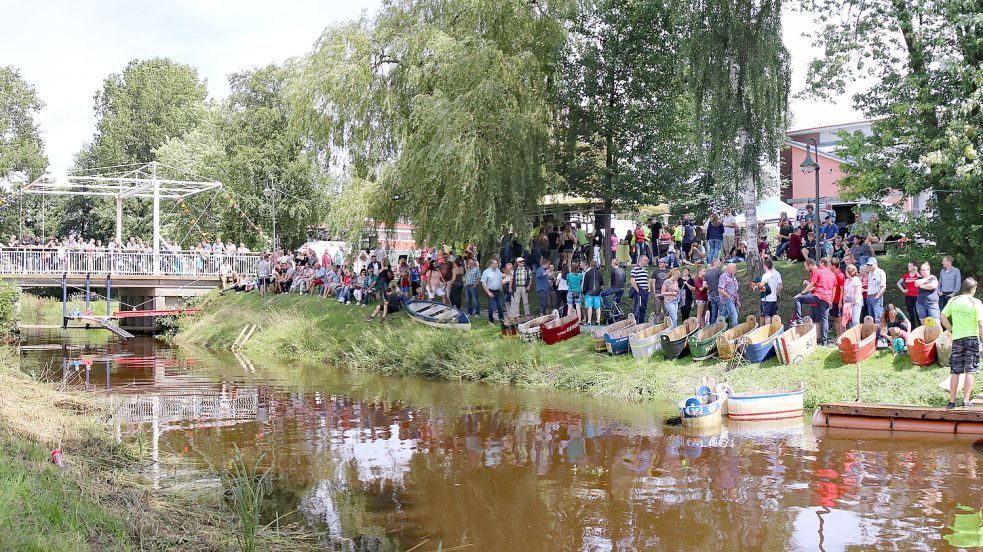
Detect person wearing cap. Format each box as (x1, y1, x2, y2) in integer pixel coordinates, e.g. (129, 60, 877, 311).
(865, 257, 887, 326)
(510, 257, 532, 317)
(940, 277, 983, 408)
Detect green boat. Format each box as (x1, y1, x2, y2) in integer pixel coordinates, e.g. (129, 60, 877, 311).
(687, 319, 727, 360)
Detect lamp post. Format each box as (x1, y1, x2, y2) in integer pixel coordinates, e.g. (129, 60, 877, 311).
(799, 138, 821, 260)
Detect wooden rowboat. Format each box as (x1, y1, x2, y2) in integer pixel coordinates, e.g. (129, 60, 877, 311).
(660, 318, 700, 360)
(405, 300, 471, 330)
(718, 383, 805, 421)
(687, 319, 727, 360)
(837, 315, 879, 364)
(541, 312, 581, 345)
(936, 330, 953, 367)
(740, 316, 784, 363)
(628, 316, 673, 359)
(502, 314, 537, 338)
(775, 317, 817, 365)
(678, 384, 728, 428)
(907, 317, 942, 366)
(606, 321, 655, 355)
(715, 316, 758, 361)
(592, 314, 635, 353)
(518, 310, 560, 343)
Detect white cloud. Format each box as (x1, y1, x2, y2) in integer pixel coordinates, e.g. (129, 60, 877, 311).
(4, 2, 864, 177)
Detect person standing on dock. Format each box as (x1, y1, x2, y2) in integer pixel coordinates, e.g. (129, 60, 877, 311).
(940, 277, 983, 409)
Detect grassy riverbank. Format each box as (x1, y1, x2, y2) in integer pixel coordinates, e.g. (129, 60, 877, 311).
(176, 257, 965, 408)
(0, 349, 317, 551)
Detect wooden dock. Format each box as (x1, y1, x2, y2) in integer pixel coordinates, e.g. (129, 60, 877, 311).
(815, 402, 983, 434)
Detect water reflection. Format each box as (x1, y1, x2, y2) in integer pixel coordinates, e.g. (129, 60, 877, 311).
(18, 329, 983, 551)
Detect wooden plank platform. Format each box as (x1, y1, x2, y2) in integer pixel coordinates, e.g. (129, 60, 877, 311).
(820, 402, 983, 422)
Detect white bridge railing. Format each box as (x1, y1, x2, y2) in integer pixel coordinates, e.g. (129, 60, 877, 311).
(111, 392, 260, 425)
(0, 248, 259, 277)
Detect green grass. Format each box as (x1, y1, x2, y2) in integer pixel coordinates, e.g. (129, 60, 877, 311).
(0, 348, 322, 551)
(177, 255, 967, 408)
(0, 434, 130, 551)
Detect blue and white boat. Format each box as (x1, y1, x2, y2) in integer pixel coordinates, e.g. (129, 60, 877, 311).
(677, 384, 729, 428)
(405, 300, 471, 330)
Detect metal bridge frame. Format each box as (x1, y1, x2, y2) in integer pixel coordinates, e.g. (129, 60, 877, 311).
(24, 161, 223, 275)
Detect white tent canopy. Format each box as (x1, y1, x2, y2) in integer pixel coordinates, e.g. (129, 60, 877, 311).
(734, 196, 797, 224)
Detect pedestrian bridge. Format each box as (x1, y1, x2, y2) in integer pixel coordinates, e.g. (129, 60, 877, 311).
(2, 249, 261, 331)
(0, 249, 259, 288)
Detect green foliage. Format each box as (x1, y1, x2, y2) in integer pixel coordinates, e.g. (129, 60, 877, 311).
(0, 281, 19, 337)
(686, 0, 790, 274)
(0, 65, 48, 181)
(225, 445, 273, 552)
(554, 0, 695, 212)
(800, 0, 983, 276)
(48, 58, 209, 241)
(290, 0, 570, 247)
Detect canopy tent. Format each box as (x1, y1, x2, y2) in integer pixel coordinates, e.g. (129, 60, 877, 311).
(734, 196, 797, 224)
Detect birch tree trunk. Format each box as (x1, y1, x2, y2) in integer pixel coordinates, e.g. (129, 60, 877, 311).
(742, 172, 763, 279)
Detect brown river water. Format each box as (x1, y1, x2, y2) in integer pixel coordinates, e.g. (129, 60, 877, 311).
(18, 329, 983, 551)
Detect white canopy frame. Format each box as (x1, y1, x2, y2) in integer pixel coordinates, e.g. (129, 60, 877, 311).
(24, 161, 223, 274)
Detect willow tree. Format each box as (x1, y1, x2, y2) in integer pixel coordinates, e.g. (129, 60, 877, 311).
(687, 0, 790, 276)
(290, 0, 570, 249)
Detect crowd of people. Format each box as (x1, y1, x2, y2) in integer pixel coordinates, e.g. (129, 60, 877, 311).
(230, 208, 981, 408)
(0, 234, 253, 274)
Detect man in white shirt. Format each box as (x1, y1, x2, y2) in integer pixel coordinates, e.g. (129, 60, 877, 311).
(721, 208, 738, 259)
(865, 257, 887, 327)
(758, 259, 783, 325)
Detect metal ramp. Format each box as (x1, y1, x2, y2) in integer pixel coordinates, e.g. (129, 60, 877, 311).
(73, 315, 134, 340)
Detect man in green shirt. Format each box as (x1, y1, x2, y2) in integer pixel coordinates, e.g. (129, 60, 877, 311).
(941, 277, 983, 408)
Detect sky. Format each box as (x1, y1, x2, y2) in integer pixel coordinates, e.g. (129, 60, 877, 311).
(2, 1, 863, 178)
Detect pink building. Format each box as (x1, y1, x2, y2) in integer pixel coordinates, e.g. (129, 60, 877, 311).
(780, 119, 928, 214)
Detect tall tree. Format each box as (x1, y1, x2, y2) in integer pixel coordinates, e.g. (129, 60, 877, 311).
(555, 0, 694, 261)
(52, 58, 208, 240)
(0, 66, 47, 182)
(290, 0, 570, 249)
(0, 66, 49, 238)
(156, 64, 327, 249)
(687, 0, 790, 276)
(800, 0, 982, 275)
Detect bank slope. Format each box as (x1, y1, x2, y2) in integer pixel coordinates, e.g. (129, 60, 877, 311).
(177, 265, 957, 409)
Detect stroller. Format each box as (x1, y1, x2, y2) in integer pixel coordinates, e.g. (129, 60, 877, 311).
(600, 287, 627, 325)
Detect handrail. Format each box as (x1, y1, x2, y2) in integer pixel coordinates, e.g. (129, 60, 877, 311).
(0, 249, 260, 277)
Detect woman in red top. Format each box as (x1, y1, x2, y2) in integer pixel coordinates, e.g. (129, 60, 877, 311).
(896, 262, 919, 327)
(694, 267, 709, 326)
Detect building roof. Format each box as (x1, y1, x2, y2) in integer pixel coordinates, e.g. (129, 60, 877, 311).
(788, 118, 880, 135)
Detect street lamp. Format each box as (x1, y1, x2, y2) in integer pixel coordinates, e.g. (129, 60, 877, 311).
(799, 138, 821, 260)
